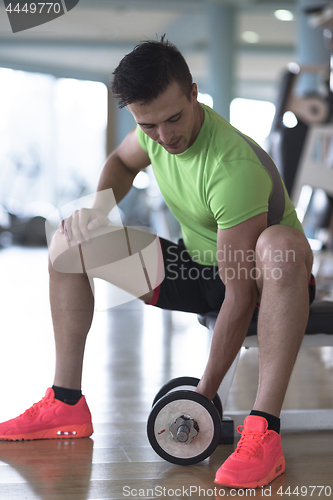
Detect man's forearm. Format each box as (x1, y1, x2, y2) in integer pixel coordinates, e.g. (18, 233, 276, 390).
(196, 292, 257, 400)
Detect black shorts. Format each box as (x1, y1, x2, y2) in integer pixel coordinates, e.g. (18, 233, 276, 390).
(149, 237, 316, 315)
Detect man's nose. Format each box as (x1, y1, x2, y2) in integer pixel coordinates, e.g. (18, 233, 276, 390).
(158, 124, 174, 145)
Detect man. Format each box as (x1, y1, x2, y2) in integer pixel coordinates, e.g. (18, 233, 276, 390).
(0, 38, 314, 489)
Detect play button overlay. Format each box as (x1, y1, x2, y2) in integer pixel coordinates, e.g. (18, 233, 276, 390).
(63, 0, 79, 12)
(45, 189, 164, 310)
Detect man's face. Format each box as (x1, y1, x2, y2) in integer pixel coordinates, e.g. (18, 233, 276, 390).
(128, 81, 202, 155)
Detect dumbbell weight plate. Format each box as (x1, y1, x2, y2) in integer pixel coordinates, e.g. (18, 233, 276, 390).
(152, 376, 223, 420)
(147, 390, 222, 465)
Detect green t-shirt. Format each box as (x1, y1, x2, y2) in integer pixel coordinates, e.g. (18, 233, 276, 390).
(137, 104, 303, 266)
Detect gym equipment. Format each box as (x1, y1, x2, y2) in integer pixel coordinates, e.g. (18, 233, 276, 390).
(199, 300, 333, 338)
(147, 376, 233, 466)
(268, 65, 330, 197)
(0, 203, 48, 247)
(8, 213, 47, 246)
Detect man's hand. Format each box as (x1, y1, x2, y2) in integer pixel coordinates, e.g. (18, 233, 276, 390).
(59, 208, 110, 244)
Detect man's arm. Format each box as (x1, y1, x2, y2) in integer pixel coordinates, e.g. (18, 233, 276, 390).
(61, 128, 151, 242)
(196, 212, 267, 400)
(95, 127, 151, 208)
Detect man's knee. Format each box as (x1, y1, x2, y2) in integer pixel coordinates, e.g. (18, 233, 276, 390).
(255, 226, 313, 279)
(48, 229, 84, 274)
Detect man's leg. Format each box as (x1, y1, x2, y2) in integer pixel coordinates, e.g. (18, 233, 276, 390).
(50, 225, 157, 391)
(254, 225, 313, 417)
(50, 264, 94, 391)
(215, 225, 313, 488)
(0, 226, 157, 440)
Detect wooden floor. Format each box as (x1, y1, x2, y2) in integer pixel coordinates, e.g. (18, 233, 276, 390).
(0, 246, 332, 499)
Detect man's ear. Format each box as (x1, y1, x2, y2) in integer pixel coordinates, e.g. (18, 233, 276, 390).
(191, 82, 198, 101)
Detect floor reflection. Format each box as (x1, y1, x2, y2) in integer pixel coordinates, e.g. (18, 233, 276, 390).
(0, 438, 93, 500)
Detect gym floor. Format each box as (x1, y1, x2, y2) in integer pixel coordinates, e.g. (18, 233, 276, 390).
(0, 246, 332, 500)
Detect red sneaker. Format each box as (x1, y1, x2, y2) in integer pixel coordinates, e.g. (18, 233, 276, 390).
(215, 415, 285, 489)
(0, 388, 93, 441)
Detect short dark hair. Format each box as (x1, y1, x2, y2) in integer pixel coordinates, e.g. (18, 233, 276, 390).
(111, 36, 193, 108)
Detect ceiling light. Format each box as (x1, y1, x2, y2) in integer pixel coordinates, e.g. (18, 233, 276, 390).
(274, 9, 294, 21)
(287, 62, 300, 74)
(241, 31, 260, 44)
(283, 111, 298, 128)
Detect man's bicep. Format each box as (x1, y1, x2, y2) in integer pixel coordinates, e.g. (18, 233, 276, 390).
(114, 127, 151, 174)
(217, 213, 267, 288)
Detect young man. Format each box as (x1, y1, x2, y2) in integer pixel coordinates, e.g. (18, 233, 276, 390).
(0, 39, 314, 489)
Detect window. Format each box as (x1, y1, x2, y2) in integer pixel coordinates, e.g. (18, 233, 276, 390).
(230, 97, 276, 148)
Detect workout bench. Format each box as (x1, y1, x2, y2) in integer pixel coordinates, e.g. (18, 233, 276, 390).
(198, 299, 333, 433)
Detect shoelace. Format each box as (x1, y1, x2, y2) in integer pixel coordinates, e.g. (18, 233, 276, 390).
(235, 425, 266, 458)
(21, 396, 55, 418)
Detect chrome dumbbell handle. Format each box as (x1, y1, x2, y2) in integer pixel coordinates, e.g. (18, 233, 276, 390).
(169, 414, 199, 444)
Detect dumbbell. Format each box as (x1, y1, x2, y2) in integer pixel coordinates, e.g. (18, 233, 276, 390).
(147, 376, 224, 465)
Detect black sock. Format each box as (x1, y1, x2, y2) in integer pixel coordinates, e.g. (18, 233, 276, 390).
(250, 410, 280, 434)
(52, 385, 82, 405)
